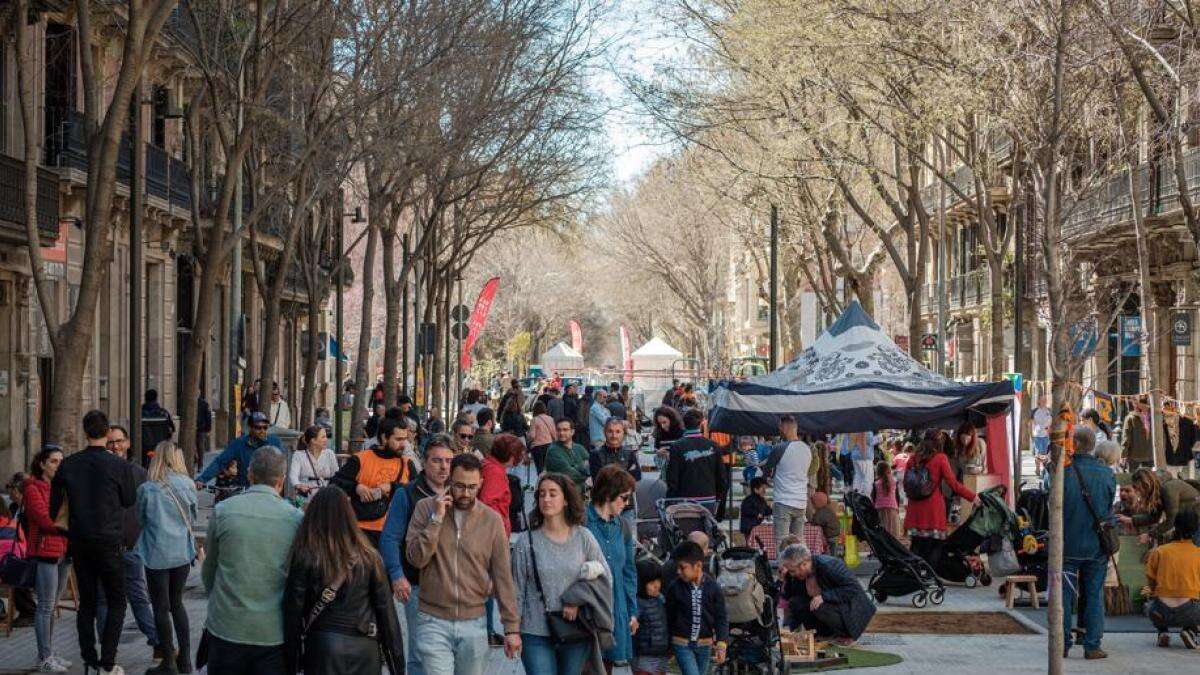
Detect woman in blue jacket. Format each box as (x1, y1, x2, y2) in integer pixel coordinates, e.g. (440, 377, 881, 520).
(137, 441, 198, 674)
(586, 464, 639, 667)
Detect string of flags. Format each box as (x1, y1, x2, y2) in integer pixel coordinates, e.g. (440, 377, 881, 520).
(1018, 377, 1200, 426)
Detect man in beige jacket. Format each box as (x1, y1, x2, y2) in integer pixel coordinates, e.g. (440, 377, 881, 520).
(406, 452, 520, 673)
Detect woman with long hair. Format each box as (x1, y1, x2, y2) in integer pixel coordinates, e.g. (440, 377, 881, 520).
(511, 474, 611, 674)
(501, 395, 529, 437)
(137, 441, 199, 674)
(903, 433, 979, 568)
(651, 407, 685, 472)
(945, 422, 986, 517)
(288, 425, 339, 497)
(22, 446, 71, 673)
(1079, 408, 1111, 443)
(284, 487, 403, 674)
(528, 400, 556, 472)
(1118, 468, 1200, 545)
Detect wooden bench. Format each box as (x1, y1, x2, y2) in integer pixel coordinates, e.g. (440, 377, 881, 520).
(1004, 574, 1039, 609)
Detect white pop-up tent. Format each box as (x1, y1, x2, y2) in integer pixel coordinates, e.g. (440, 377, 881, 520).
(541, 341, 584, 374)
(631, 337, 684, 393)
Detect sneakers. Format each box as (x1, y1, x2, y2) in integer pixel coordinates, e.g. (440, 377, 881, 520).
(1181, 627, 1199, 650)
(37, 658, 68, 673)
(1159, 632, 1171, 648)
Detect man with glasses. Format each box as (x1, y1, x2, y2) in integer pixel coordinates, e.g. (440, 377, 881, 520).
(544, 418, 589, 492)
(94, 426, 160, 658)
(406, 453, 521, 674)
(332, 416, 417, 548)
(380, 434, 456, 675)
(197, 411, 283, 490)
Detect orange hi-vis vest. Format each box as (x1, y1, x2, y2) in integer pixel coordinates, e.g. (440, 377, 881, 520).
(355, 448, 410, 531)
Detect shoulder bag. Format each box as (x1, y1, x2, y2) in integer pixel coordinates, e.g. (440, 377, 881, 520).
(527, 530, 590, 644)
(1072, 463, 1120, 556)
(160, 479, 203, 563)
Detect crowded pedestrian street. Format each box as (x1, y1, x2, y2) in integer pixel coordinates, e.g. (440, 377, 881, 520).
(7, 0, 1200, 674)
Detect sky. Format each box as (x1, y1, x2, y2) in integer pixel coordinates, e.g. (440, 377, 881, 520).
(595, 0, 687, 185)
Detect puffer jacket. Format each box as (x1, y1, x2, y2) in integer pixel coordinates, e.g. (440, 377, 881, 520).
(634, 596, 669, 657)
(22, 477, 67, 560)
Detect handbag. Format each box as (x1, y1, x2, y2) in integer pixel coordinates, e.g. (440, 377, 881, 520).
(0, 511, 36, 588)
(1072, 463, 1120, 556)
(527, 530, 590, 644)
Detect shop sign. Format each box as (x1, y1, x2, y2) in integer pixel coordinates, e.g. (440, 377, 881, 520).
(920, 333, 937, 351)
(1172, 311, 1193, 346)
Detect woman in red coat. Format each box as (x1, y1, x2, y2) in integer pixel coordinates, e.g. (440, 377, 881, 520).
(23, 445, 72, 672)
(903, 434, 979, 568)
(480, 433, 523, 537)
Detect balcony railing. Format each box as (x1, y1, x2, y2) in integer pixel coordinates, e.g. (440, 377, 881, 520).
(44, 108, 193, 212)
(0, 153, 60, 246)
(921, 268, 991, 313)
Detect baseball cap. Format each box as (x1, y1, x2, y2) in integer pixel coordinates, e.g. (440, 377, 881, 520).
(249, 411, 269, 426)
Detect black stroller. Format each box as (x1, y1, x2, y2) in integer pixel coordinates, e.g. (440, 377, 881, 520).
(937, 487, 1016, 587)
(715, 546, 782, 675)
(845, 491, 945, 608)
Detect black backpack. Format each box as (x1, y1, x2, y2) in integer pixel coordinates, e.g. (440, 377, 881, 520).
(903, 461, 936, 500)
(508, 474, 527, 533)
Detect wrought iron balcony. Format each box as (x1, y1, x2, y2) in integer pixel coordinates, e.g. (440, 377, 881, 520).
(0, 153, 60, 246)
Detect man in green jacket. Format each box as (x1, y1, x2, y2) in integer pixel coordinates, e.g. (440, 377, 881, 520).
(202, 447, 303, 674)
(544, 418, 590, 492)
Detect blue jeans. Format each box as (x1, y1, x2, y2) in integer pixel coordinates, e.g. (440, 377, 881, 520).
(520, 633, 589, 674)
(95, 549, 159, 647)
(1063, 556, 1106, 652)
(413, 611, 487, 675)
(34, 559, 70, 660)
(1033, 436, 1050, 455)
(673, 642, 713, 675)
(401, 586, 424, 675)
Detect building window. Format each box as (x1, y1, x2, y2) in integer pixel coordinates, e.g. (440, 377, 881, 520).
(152, 86, 168, 148)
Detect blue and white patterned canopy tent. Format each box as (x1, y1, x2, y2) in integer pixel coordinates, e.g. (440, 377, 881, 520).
(708, 301, 1014, 435)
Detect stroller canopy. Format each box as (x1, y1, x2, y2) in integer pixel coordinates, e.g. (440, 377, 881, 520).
(708, 301, 1014, 435)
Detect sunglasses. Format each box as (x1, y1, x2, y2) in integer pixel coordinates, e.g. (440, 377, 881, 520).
(251, 424, 269, 431)
(458, 432, 475, 439)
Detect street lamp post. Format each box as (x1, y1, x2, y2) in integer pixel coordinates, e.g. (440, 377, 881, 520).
(769, 204, 779, 372)
(131, 80, 145, 464)
(338, 206, 366, 453)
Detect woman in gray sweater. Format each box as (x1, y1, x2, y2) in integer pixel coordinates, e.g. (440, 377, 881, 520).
(511, 473, 611, 674)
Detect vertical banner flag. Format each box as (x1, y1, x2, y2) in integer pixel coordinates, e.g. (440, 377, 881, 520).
(569, 320, 583, 353)
(461, 277, 500, 370)
(620, 325, 632, 381)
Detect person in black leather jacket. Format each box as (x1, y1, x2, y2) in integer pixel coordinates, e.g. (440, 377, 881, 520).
(284, 488, 403, 674)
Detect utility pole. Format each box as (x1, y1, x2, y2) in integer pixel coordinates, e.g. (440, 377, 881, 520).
(401, 233, 409, 396)
(455, 275, 463, 406)
(936, 136, 948, 375)
(769, 204, 779, 371)
(131, 80, 145, 463)
(442, 278, 450, 419)
(228, 74, 244, 443)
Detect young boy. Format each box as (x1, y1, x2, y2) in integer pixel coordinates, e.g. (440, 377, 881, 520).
(664, 541, 729, 675)
(807, 491, 841, 552)
(740, 477, 772, 539)
(634, 561, 671, 675)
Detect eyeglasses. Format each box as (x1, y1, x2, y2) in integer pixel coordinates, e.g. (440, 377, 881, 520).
(450, 482, 480, 493)
(251, 425, 269, 431)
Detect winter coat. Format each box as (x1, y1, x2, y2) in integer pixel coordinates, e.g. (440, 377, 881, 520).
(561, 574, 616, 675)
(585, 504, 637, 662)
(634, 595, 670, 657)
(379, 472, 440, 584)
(589, 444, 642, 482)
(739, 493, 772, 537)
(665, 433, 726, 501)
(1058, 454, 1117, 559)
(783, 554, 875, 639)
(902, 452, 975, 534)
(479, 455, 513, 537)
(21, 477, 67, 560)
(664, 575, 729, 643)
(283, 557, 404, 675)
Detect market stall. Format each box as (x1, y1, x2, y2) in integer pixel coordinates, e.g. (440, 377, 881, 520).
(541, 341, 585, 374)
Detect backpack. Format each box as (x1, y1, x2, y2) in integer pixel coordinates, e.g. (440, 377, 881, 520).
(508, 474, 527, 533)
(902, 461, 936, 500)
(717, 557, 765, 625)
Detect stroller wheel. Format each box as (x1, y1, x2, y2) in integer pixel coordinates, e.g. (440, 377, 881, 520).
(873, 589, 888, 604)
(930, 589, 945, 605)
(964, 574, 978, 588)
(981, 572, 993, 587)
(912, 593, 928, 608)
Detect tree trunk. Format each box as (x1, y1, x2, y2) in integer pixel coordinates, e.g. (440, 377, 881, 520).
(350, 221, 379, 450)
(299, 294, 321, 431)
(1130, 158, 1166, 467)
(907, 280, 922, 360)
(180, 231, 226, 473)
(990, 263, 1006, 378)
(381, 225, 400, 408)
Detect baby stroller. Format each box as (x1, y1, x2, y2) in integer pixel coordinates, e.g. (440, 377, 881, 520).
(657, 498, 726, 556)
(844, 491, 945, 608)
(938, 487, 1016, 587)
(716, 546, 782, 675)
